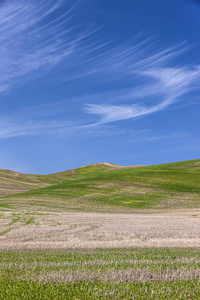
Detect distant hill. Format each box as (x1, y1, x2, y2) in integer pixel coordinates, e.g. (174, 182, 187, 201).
(0, 159, 199, 211)
(0, 162, 143, 196)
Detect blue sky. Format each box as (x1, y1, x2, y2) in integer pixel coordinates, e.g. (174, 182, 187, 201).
(0, 0, 199, 174)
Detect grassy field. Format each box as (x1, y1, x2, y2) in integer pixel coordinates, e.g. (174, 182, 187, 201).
(1, 248, 200, 299)
(1, 159, 199, 212)
(0, 159, 200, 298)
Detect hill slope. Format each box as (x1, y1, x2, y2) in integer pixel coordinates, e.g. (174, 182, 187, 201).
(0, 163, 123, 196)
(0, 159, 199, 211)
(0, 169, 49, 196)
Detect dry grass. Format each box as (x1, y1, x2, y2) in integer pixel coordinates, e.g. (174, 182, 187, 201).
(32, 267, 200, 282)
(1, 248, 200, 284)
(2, 263, 200, 282)
(1, 209, 200, 249)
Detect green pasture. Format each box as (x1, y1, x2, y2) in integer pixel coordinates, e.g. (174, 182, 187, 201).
(1, 159, 199, 211)
(1, 248, 200, 299)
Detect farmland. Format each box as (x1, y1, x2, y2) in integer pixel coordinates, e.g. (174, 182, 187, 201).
(1, 248, 200, 299)
(0, 159, 200, 298)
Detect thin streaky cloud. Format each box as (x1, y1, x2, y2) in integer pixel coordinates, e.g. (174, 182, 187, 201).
(0, 64, 199, 137)
(0, 0, 199, 139)
(72, 40, 188, 81)
(0, 0, 92, 93)
(121, 131, 192, 144)
(0, 119, 72, 139)
(85, 49, 200, 124)
(0, 116, 191, 144)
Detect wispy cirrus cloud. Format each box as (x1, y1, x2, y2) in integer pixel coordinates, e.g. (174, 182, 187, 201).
(83, 39, 200, 124)
(0, 119, 72, 139)
(0, 0, 199, 138)
(0, 115, 192, 145)
(0, 0, 93, 92)
(0, 62, 199, 139)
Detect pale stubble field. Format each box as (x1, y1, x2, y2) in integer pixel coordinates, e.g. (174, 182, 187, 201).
(1, 209, 200, 249)
(1, 160, 200, 298)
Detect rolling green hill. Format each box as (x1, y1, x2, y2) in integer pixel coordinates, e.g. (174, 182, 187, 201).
(0, 169, 49, 196)
(0, 159, 199, 212)
(0, 163, 120, 196)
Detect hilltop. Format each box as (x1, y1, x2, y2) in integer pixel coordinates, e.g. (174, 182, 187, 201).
(0, 162, 125, 196)
(0, 159, 199, 212)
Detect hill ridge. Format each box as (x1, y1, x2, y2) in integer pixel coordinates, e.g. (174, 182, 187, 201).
(0, 159, 199, 203)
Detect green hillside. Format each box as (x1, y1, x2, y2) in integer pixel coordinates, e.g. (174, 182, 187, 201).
(0, 159, 199, 212)
(0, 169, 49, 196)
(0, 163, 118, 196)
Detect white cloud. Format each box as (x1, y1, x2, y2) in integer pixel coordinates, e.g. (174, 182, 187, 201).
(0, 119, 72, 139)
(0, 0, 91, 92)
(0, 0, 199, 138)
(85, 64, 200, 124)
